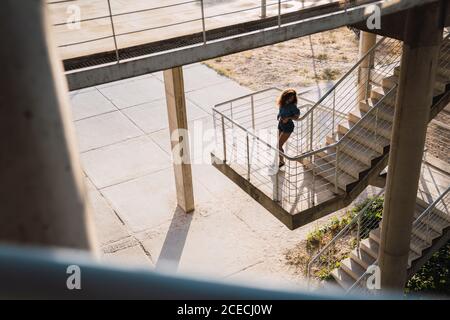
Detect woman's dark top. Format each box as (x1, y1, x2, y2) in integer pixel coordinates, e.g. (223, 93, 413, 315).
(277, 103, 300, 133)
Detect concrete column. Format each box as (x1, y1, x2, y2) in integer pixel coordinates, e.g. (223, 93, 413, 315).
(163, 67, 195, 213)
(0, 1, 96, 249)
(378, 3, 443, 291)
(357, 31, 376, 103)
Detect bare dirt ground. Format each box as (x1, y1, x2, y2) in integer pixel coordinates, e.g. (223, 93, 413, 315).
(204, 27, 360, 91)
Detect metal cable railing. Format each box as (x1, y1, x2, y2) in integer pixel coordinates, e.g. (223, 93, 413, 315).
(211, 34, 450, 215)
(306, 189, 384, 289)
(346, 185, 450, 295)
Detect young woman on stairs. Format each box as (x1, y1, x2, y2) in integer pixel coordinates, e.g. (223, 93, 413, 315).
(277, 89, 300, 168)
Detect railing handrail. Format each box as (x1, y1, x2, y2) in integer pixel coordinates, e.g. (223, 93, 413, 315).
(413, 185, 450, 226)
(307, 189, 385, 286)
(214, 82, 397, 163)
(346, 184, 450, 294)
(298, 37, 387, 121)
(346, 258, 379, 294)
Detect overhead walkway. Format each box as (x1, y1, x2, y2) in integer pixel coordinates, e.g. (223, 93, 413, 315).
(51, 0, 442, 90)
(211, 35, 450, 229)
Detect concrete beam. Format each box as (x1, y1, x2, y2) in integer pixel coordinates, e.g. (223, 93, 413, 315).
(66, 0, 440, 91)
(378, 1, 444, 292)
(164, 67, 195, 213)
(0, 1, 96, 249)
(352, 0, 449, 39)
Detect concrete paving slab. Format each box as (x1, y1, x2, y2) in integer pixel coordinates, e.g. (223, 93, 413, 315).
(101, 244, 154, 267)
(225, 255, 306, 291)
(98, 75, 166, 109)
(122, 99, 208, 134)
(140, 207, 271, 279)
(100, 167, 215, 233)
(69, 89, 117, 121)
(148, 116, 215, 164)
(153, 64, 230, 92)
(186, 81, 252, 114)
(81, 135, 171, 189)
(85, 179, 129, 246)
(75, 111, 143, 152)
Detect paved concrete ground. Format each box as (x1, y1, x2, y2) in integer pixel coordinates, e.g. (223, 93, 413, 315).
(69, 63, 353, 290)
(69, 63, 447, 291)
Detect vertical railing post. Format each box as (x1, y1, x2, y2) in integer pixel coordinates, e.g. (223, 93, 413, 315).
(278, 0, 281, 27)
(251, 95, 255, 130)
(332, 90, 336, 138)
(200, 0, 207, 44)
(312, 154, 316, 205)
(334, 145, 340, 194)
(426, 208, 432, 244)
(107, 0, 120, 63)
(357, 214, 361, 252)
(221, 114, 227, 163)
(246, 133, 251, 181)
(260, 0, 267, 18)
(309, 112, 314, 151)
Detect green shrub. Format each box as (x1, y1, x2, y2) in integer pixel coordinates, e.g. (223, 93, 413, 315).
(353, 196, 384, 239)
(406, 241, 450, 296)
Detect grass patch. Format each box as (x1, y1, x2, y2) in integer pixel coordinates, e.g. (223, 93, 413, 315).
(315, 68, 341, 81)
(317, 53, 329, 61)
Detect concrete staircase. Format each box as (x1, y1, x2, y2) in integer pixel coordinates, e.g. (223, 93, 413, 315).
(330, 195, 450, 291)
(304, 39, 450, 196)
(212, 36, 450, 230)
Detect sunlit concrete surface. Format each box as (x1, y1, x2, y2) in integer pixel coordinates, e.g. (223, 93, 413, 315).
(48, 0, 339, 60)
(69, 64, 446, 290)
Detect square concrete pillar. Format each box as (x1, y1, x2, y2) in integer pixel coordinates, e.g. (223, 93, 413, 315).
(378, 2, 444, 291)
(163, 67, 195, 213)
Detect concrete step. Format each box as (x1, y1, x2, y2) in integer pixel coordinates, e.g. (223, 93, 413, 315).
(369, 226, 426, 256)
(417, 200, 450, 224)
(305, 157, 357, 191)
(408, 250, 421, 268)
(369, 227, 381, 244)
(327, 134, 382, 167)
(383, 74, 447, 94)
(340, 257, 366, 281)
(360, 238, 379, 260)
(359, 98, 395, 122)
(330, 268, 354, 291)
(348, 108, 392, 140)
(414, 211, 450, 233)
(370, 86, 396, 107)
(316, 148, 370, 179)
(410, 233, 428, 255)
(338, 121, 390, 154)
(394, 66, 448, 94)
(350, 248, 376, 270)
(412, 221, 441, 243)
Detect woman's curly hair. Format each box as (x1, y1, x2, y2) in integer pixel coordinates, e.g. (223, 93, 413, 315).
(277, 89, 297, 108)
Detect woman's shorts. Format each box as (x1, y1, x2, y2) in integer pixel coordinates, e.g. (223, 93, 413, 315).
(278, 121, 295, 133)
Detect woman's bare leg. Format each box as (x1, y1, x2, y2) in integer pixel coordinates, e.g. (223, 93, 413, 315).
(278, 130, 291, 165)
